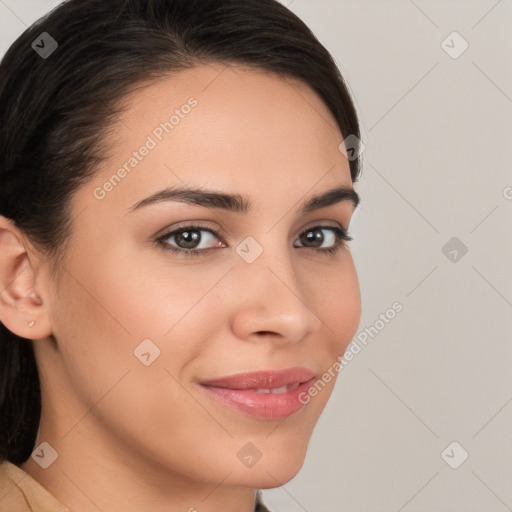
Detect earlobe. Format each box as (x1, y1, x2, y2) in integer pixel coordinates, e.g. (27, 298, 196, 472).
(0, 215, 53, 341)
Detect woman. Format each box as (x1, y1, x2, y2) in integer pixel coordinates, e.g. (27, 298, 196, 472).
(0, 0, 363, 510)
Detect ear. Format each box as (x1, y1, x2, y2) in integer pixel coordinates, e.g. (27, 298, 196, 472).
(0, 215, 53, 341)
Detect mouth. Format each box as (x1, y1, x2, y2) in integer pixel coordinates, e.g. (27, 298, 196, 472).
(250, 382, 301, 394)
(198, 367, 316, 420)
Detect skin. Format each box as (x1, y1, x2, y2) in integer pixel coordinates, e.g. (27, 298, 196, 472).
(0, 63, 361, 512)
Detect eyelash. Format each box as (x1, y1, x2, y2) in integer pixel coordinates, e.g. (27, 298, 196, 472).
(155, 223, 353, 258)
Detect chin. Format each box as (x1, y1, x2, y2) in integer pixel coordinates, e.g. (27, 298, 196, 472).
(228, 449, 308, 489)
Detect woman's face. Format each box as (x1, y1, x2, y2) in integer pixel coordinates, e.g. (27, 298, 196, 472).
(30, 64, 361, 492)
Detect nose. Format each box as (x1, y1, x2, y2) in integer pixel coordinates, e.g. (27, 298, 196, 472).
(229, 248, 324, 345)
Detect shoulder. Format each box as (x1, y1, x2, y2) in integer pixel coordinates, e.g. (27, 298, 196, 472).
(0, 459, 70, 512)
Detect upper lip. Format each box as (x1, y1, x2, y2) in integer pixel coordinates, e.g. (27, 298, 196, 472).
(199, 367, 316, 390)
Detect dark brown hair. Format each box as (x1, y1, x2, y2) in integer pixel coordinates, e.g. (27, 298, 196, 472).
(0, 0, 361, 464)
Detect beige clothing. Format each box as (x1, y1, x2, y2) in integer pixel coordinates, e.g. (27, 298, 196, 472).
(0, 459, 271, 511)
(0, 459, 69, 511)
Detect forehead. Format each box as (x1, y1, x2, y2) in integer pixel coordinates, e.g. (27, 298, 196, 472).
(79, 63, 352, 216)
(117, 62, 343, 149)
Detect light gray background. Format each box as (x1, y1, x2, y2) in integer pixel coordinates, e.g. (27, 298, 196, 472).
(1, 1, 511, 511)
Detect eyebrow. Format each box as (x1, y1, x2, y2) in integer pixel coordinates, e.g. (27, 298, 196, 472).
(126, 184, 360, 214)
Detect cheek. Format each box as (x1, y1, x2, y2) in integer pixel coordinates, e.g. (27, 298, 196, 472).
(50, 249, 223, 408)
(49, 268, 139, 411)
(306, 255, 361, 403)
(49, 264, 223, 469)
(315, 254, 361, 351)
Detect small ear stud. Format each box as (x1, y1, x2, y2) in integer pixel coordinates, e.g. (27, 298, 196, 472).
(28, 320, 35, 327)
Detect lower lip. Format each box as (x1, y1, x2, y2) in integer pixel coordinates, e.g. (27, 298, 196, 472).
(198, 378, 315, 420)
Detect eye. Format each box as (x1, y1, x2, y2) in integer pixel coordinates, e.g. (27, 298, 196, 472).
(155, 223, 352, 257)
(294, 225, 352, 254)
(156, 224, 224, 256)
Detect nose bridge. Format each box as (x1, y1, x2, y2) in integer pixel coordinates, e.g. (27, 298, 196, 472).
(229, 233, 322, 341)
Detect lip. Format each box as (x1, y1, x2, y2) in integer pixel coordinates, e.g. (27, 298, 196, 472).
(200, 367, 316, 390)
(198, 367, 316, 420)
